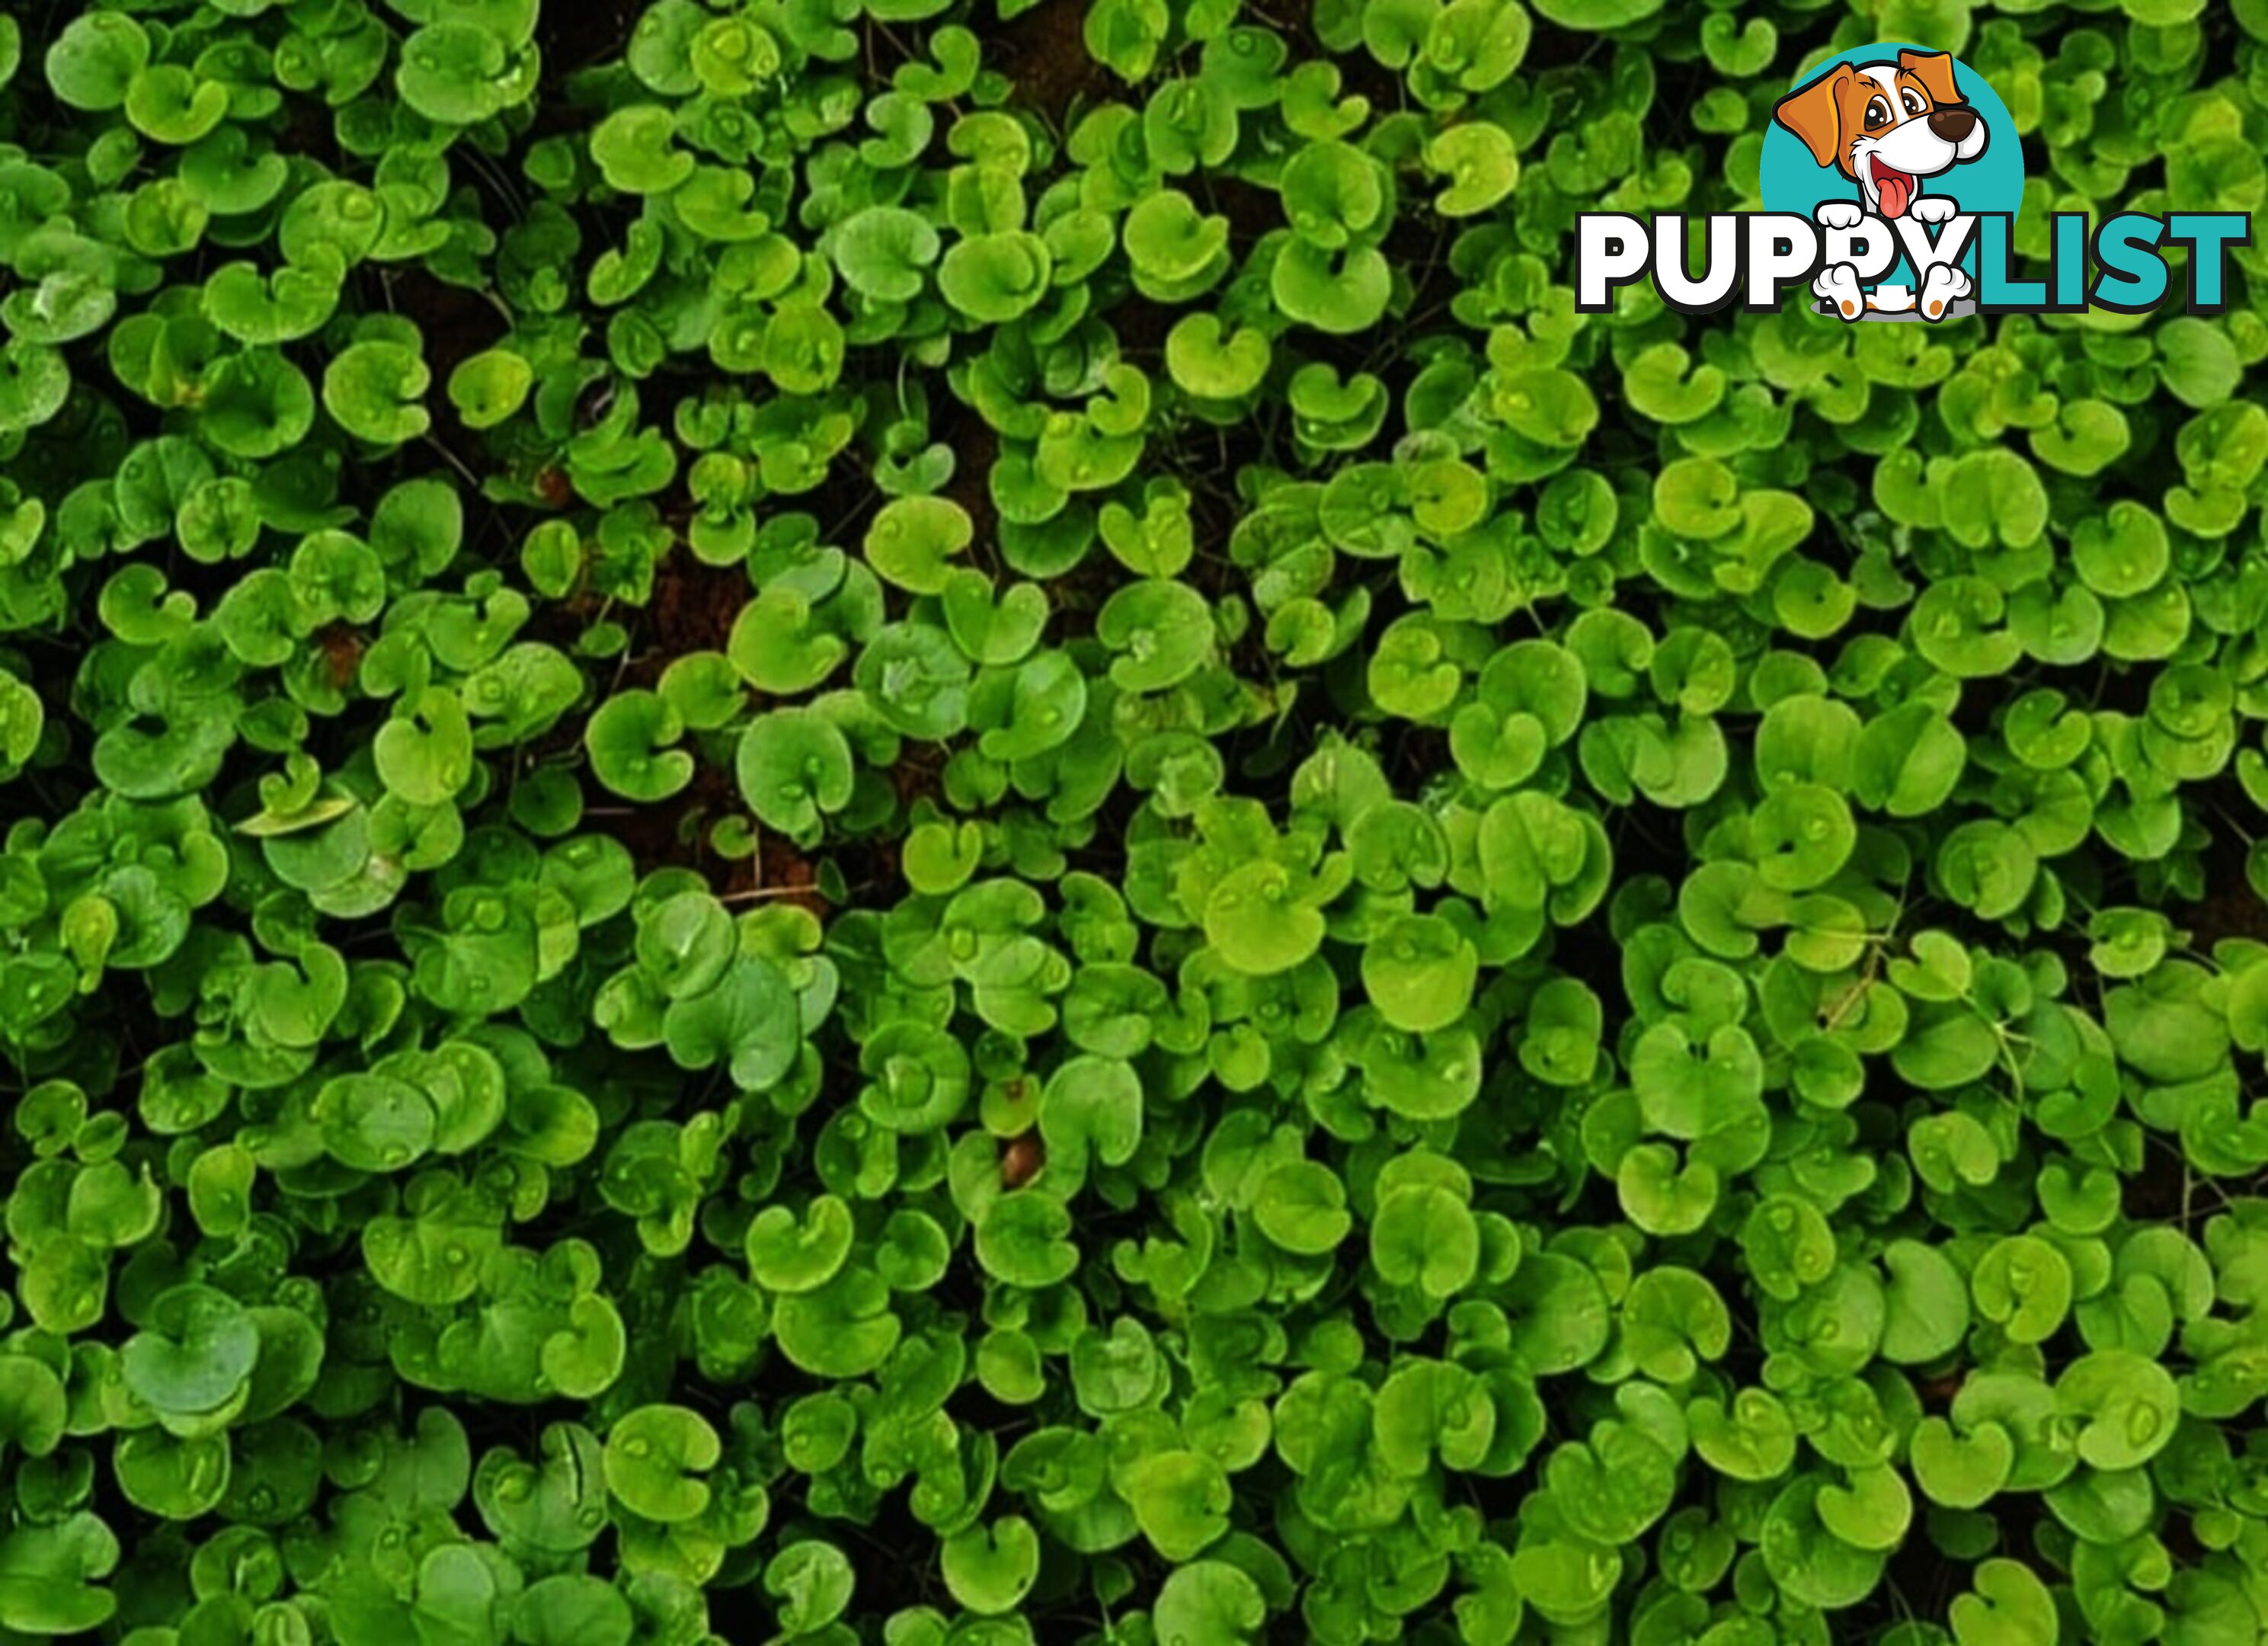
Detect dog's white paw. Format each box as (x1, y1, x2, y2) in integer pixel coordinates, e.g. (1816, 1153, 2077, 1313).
(1910, 196, 1960, 226)
(1919, 263, 1972, 320)
(1815, 201, 1866, 230)
(1813, 262, 1864, 321)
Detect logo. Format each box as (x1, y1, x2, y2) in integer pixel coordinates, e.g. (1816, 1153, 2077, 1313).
(1766, 45, 2013, 321)
(1574, 40, 2249, 322)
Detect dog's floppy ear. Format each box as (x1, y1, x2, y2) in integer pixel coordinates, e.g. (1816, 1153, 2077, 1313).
(1774, 66, 1851, 171)
(1899, 50, 1962, 107)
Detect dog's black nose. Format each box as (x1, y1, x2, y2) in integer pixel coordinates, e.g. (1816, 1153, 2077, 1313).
(1928, 105, 1977, 141)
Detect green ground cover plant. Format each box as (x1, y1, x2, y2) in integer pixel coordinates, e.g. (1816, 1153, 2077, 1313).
(2, 0, 2267, 1640)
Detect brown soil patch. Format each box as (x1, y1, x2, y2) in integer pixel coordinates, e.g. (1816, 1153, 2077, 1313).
(757, 830, 830, 919)
(601, 761, 737, 876)
(888, 741, 949, 810)
(935, 412, 1002, 569)
(1244, 0, 1405, 120)
(2180, 776, 2268, 956)
(384, 267, 498, 404)
(312, 622, 366, 691)
(641, 551, 749, 664)
(2185, 879, 2268, 954)
(538, 0, 644, 83)
(993, 0, 1115, 130)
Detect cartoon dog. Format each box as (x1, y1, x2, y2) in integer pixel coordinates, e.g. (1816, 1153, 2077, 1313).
(1773, 50, 1989, 320)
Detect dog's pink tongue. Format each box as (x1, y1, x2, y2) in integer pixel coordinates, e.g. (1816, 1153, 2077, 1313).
(1878, 172, 1912, 218)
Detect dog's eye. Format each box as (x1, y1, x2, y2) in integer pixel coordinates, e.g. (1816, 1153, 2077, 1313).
(1901, 88, 1926, 115)
(1864, 97, 1892, 128)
